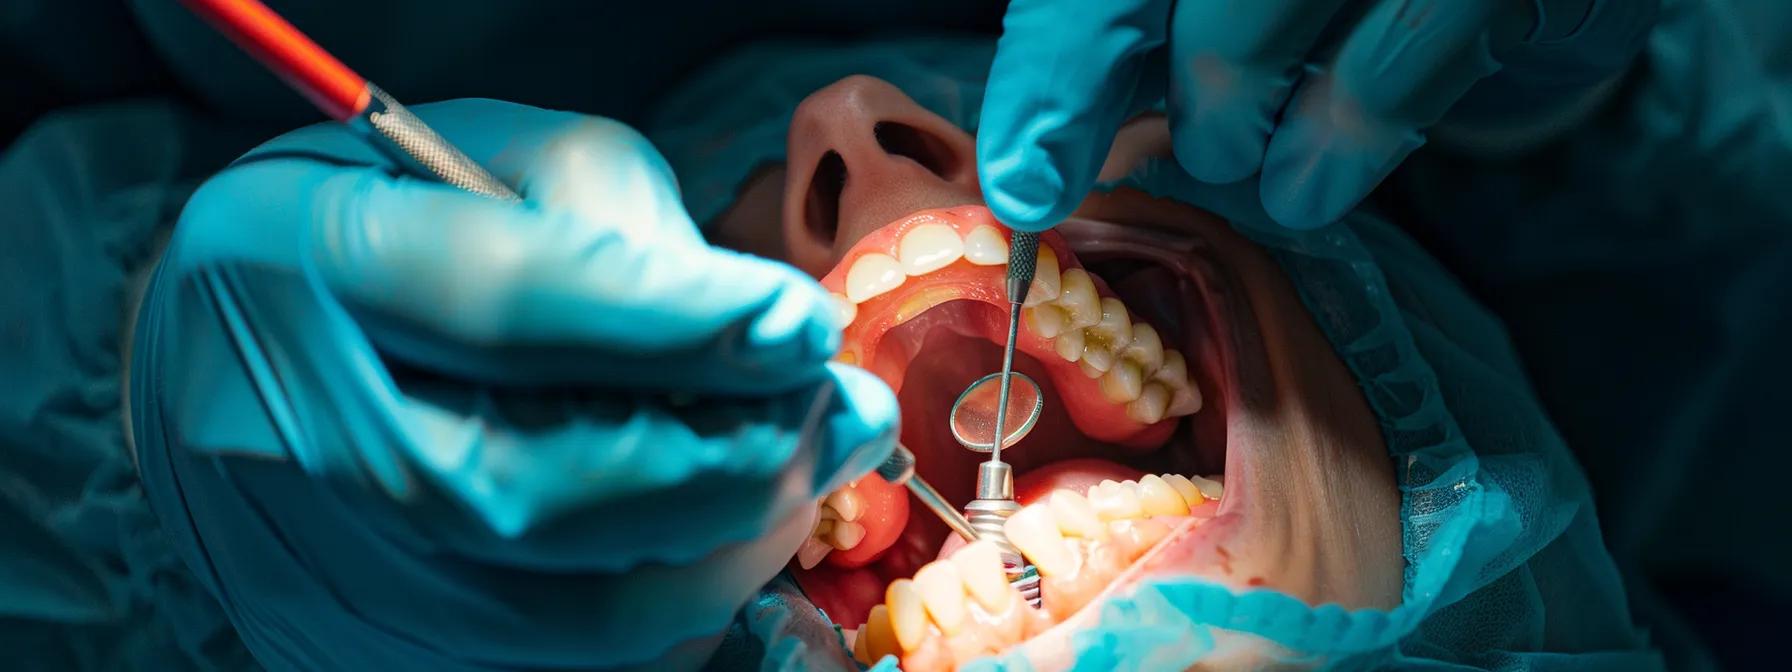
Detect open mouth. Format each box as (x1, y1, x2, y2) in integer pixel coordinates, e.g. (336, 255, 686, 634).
(789, 204, 1274, 670)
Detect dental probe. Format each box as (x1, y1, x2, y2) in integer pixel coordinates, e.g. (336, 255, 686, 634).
(962, 231, 1045, 609)
(876, 444, 981, 543)
(178, 0, 520, 201)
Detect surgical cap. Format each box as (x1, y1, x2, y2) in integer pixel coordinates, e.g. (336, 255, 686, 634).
(647, 36, 1663, 670)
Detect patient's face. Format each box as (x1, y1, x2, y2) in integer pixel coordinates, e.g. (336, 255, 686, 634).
(711, 75, 1402, 671)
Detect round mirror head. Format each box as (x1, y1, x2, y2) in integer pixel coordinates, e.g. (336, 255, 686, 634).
(950, 372, 1044, 453)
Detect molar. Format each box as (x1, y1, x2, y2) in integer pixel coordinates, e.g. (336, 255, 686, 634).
(1055, 269, 1100, 329)
(1163, 474, 1206, 506)
(845, 253, 905, 302)
(1153, 351, 1203, 416)
(1126, 383, 1169, 424)
(1119, 323, 1164, 372)
(825, 488, 864, 522)
(1054, 327, 1085, 363)
(1099, 361, 1144, 403)
(1047, 490, 1107, 540)
(963, 226, 1008, 265)
(1088, 480, 1144, 521)
(1004, 504, 1077, 577)
(897, 223, 965, 275)
(886, 579, 928, 651)
(913, 561, 968, 635)
(829, 520, 866, 550)
(951, 541, 1015, 611)
(1138, 474, 1190, 516)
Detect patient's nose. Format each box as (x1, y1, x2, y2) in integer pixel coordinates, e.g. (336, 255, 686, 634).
(783, 75, 981, 276)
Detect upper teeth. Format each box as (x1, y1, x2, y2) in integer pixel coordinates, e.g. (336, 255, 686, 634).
(833, 225, 1204, 429)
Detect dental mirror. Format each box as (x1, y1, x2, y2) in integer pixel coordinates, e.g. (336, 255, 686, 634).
(950, 372, 1044, 453)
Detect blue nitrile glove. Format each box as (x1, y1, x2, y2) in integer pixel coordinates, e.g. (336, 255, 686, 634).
(977, 0, 1659, 231)
(127, 99, 897, 671)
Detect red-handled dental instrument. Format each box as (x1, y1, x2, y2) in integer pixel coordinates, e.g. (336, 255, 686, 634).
(178, 0, 520, 200)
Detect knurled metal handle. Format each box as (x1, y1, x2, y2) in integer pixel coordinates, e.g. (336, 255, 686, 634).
(356, 84, 520, 201)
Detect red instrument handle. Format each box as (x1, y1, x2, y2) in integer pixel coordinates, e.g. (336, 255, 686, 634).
(179, 0, 369, 120)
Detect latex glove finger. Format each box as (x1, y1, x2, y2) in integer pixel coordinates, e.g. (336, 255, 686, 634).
(191, 157, 840, 394)
(1165, 0, 1352, 184)
(1259, 0, 1511, 229)
(978, 0, 1173, 232)
(359, 363, 897, 571)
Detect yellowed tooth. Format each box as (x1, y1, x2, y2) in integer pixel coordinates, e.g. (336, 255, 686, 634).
(1005, 504, 1076, 577)
(845, 253, 905, 303)
(963, 225, 1009, 265)
(796, 536, 832, 569)
(829, 293, 858, 327)
(1088, 297, 1134, 351)
(1127, 382, 1169, 424)
(1089, 479, 1144, 521)
(1080, 343, 1115, 374)
(1079, 356, 1107, 379)
(1138, 474, 1191, 516)
(851, 626, 871, 665)
(864, 604, 897, 663)
(898, 223, 966, 275)
(1056, 268, 1100, 329)
(912, 561, 967, 635)
(886, 579, 928, 652)
(1164, 474, 1205, 507)
(825, 488, 865, 523)
(819, 504, 841, 521)
(1100, 361, 1144, 403)
(1025, 245, 1061, 307)
(1048, 490, 1107, 540)
(1154, 350, 1203, 416)
(1055, 327, 1085, 363)
(830, 521, 866, 550)
(950, 540, 1014, 611)
(1191, 475, 1224, 500)
(1121, 323, 1165, 372)
(1025, 305, 1066, 339)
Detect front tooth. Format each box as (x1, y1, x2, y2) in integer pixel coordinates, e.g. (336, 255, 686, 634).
(912, 561, 967, 635)
(845, 253, 905, 303)
(963, 226, 1008, 265)
(898, 223, 965, 275)
(1127, 383, 1169, 424)
(1138, 474, 1191, 516)
(1026, 306, 1066, 339)
(826, 488, 864, 522)
(1190, 475, 1224, 500)
(864, 604, 898, 663)
(1164, 474, 1205, 506)
(950, 540, 1014, 611)
(1055, 327, 1085, 362)
(886, 579, 928, 651)
(1100, 361, 1144, 402)
(1003, 504, 1076, 577)
(1048, 490, 1107, 539)
(1120, 323, 1164, 372)
(796, 536, 832, 569)
(1025, 245, 1061, 307)
(830, 521, 867, 550)
(1056, 269, 1100, 329)
(1089, 480, 1144, 521)
(830, 293, 858, 327)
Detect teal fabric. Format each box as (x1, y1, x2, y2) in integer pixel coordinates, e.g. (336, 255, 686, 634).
(646, 34, 1671, 670)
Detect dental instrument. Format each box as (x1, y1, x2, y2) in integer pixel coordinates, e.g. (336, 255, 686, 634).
(875, 444, 981, 544)
(957, 232, 1045, 608)
(178, 0, 519, 201)
(949, 371, 1044, 452)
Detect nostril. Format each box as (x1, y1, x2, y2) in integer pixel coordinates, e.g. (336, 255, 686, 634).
(875, 122, 961, 179)
(806, 151, 846, 245)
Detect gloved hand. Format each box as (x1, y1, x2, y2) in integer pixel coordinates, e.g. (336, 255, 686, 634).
(128, 99, 897, 671)
(977, 0, 1659, 231)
